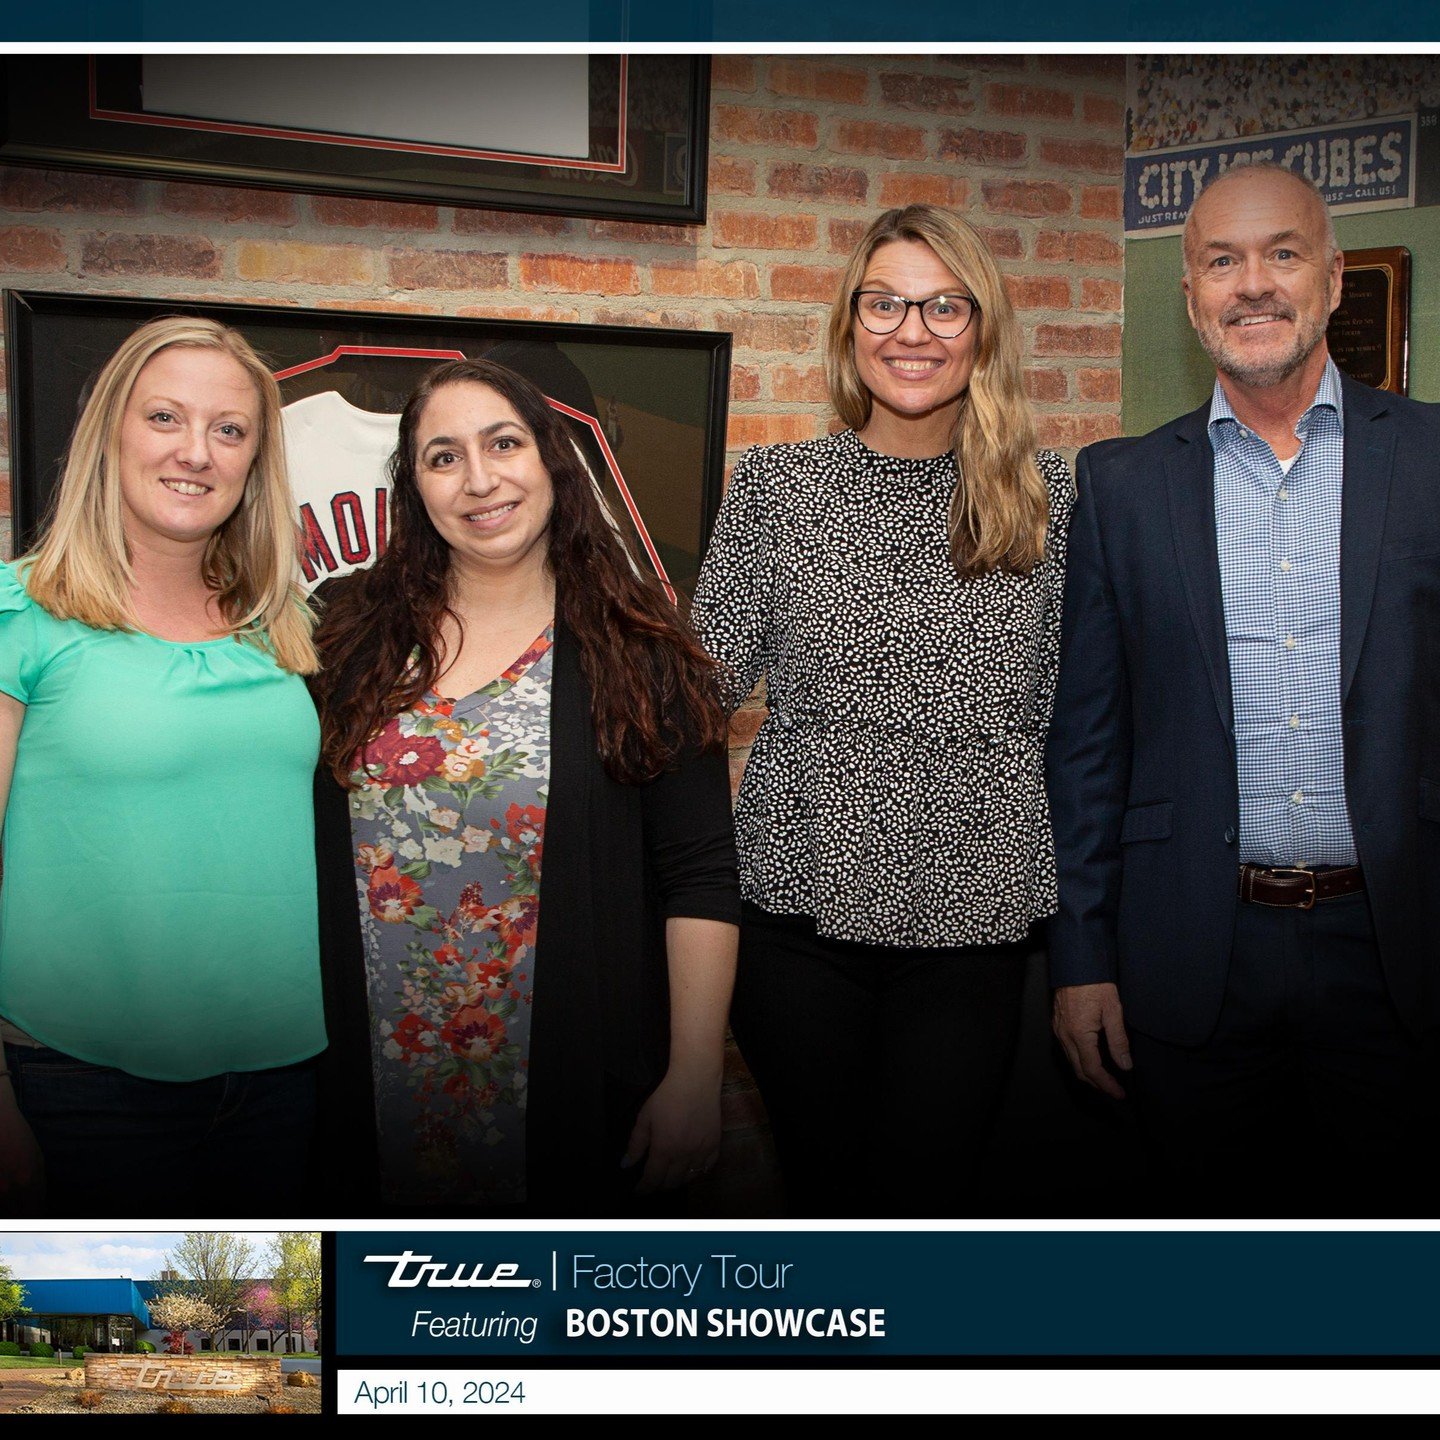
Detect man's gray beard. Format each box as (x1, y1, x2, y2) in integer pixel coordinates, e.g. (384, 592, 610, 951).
(1198, 313, 1328, 390)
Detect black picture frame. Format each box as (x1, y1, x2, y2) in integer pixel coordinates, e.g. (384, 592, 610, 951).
(5, 290, 731, 600)
(0, 55, 710, 224)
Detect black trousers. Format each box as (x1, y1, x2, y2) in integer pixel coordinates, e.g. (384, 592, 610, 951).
(7, 1043, 319, 1214)
(729, 902, 1027, 1218)
(1128, 890, 1438, 1217)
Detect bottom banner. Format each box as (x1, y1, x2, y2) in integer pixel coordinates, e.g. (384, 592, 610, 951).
(325, 1229, 1440, 1413)
(334, 1366, 1436, 1415)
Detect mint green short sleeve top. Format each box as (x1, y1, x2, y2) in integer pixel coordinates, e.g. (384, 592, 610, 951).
(0, 562, 326, 1081)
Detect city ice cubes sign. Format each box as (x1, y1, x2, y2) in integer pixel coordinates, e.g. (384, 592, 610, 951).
(1124, 116, 1415, 237)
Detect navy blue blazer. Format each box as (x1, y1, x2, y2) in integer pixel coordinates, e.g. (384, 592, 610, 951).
(1046, 371, 1440, 1045)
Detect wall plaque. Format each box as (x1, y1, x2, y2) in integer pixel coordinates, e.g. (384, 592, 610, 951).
(1328, 246, 1410, 394)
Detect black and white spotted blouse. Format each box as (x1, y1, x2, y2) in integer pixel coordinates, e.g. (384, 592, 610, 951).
(693, 427, 1075, 948)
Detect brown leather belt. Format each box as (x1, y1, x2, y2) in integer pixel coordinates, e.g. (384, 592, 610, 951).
(1238, 864, 1364, 910)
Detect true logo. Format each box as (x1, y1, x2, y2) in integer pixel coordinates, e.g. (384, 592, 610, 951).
(363, 1250, 540, 1289)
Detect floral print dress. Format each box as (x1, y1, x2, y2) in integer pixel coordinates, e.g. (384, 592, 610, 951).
(347, 628, 553, 1207)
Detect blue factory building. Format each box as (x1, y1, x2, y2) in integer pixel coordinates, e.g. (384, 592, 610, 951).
(2, 1276, 310, 1355)
(1, 1278, 152, 1353)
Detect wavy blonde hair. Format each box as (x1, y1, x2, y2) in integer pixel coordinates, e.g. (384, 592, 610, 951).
(824, 205, 1048, 576)
(22, 315, 316, 674)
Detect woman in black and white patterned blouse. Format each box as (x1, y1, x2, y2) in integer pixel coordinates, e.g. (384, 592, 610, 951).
(693, 204, 1074, 1216)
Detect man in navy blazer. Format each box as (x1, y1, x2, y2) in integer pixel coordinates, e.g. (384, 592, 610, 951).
(1047, 163, 1440, 1208)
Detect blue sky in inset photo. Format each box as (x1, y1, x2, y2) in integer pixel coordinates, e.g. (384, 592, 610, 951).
(0, 1233, 284, 1280)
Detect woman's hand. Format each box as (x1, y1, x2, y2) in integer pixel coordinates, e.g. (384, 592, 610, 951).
(0, 1082, 46, 1208)
(623, 1062, 722, 1195)
(621, 916, 737, 1195)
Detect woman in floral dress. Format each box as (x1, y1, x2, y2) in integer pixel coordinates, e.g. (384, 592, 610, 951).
(311, 359, 738, 1213)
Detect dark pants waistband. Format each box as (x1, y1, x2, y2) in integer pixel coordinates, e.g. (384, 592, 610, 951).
(1238, 863, 1364, 909)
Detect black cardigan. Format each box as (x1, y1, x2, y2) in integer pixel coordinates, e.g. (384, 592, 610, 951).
(312, 608, 740, 1215)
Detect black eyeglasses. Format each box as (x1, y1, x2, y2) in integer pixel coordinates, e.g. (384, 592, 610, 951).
(851, 290, 980, 339)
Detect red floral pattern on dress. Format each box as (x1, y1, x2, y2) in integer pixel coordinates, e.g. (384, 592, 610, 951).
(362, 721, 447, 786)
(349, 627, 553, 1206)
(367, 866, 425, 923)
(390, 1012, 436, 1057)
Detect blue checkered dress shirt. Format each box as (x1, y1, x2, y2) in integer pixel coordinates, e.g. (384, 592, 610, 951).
(1209, 358, 1356, 867)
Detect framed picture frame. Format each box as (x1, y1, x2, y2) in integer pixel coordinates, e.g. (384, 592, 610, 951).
(1326, 245, 1411, 396)
(5, 290, 732, 600)
(0, 55, 709, 224)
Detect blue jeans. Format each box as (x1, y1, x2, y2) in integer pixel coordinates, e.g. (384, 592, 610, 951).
(5, 1043, 318, 1213)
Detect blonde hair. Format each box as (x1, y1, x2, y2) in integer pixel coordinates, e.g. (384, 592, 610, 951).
(22, 315, 317, 674)
(824, 205, 1048, 577)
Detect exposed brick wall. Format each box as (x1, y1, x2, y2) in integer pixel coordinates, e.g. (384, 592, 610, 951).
(0, 53, 1125, 566)
(0, 55, 1126, 1213)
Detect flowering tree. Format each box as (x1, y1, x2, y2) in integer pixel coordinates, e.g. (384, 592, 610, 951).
(247, 1283, 285, 1354)
(145, 1294, 224, 1355)
(164, 1233, 256, 1345)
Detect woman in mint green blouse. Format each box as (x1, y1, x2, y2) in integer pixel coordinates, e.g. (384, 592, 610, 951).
(0, 316, 325, 1213)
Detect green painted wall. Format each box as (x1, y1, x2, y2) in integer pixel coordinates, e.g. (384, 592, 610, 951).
(1121, 208, 1440, 436)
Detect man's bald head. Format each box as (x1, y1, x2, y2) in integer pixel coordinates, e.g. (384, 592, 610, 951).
(1182, 163, 1338, 279)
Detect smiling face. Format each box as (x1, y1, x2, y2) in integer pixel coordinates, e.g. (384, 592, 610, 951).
(1182, 167, 1343, 393)
(117, 346, 260, 553)
(852, 238, 978, 452)
(413, 381, 555, 579)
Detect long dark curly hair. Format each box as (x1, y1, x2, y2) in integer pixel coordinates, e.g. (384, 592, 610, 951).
(313, 358, 728, 786)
